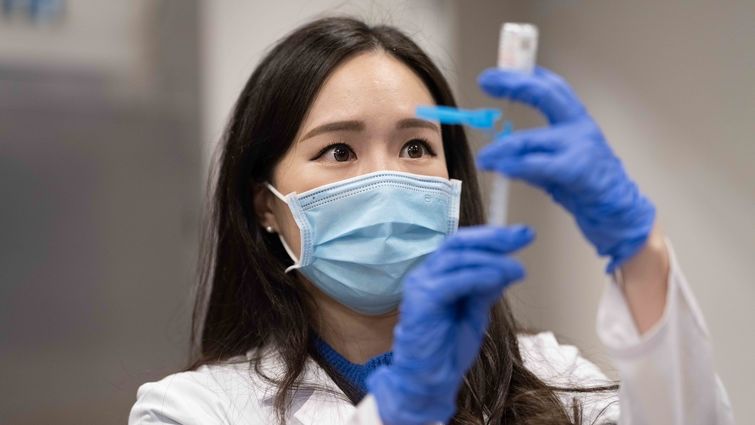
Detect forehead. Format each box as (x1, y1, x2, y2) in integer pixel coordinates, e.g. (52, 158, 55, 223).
(300, 51, 436, 127)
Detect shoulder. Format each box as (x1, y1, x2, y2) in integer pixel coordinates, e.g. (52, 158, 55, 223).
(517, 331, 620, 423)
(517, 331, 608, 386)
(128, 356, 270, 425)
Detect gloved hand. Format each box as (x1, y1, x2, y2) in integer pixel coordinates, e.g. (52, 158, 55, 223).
(476, 66, 656, 272)
(366, 225, 534, 425)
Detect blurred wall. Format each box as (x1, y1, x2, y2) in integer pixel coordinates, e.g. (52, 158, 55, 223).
(0, 1, 202, 424)
(454, 0, 754, 420)
(0, 1, 149, 80)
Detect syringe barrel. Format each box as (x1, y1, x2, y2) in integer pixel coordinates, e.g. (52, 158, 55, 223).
(498, 23, 538, 74)
(487, 23, 539, 226)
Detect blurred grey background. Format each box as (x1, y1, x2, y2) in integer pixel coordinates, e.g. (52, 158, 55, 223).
(1, 1, 752, 423)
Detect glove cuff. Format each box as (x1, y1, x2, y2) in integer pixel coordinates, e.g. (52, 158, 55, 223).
(605, 198, 656, 273)
(367, 366, 458, 425)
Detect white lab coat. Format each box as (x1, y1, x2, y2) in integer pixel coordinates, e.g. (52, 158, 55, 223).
(128, 241, 735, 425)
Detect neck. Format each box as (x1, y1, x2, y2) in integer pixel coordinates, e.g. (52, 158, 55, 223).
(307, 281, 397, 364)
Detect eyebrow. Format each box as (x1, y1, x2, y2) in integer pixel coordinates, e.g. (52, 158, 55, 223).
(300, 118, 440, 142)
(396, 118, 440, 133)
(300, 120, 364, 141)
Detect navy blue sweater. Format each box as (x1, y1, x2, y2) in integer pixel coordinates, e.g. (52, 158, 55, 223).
(314, 336, 393, 397)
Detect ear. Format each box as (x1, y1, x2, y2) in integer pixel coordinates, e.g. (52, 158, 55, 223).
(252, 182, 280, 232)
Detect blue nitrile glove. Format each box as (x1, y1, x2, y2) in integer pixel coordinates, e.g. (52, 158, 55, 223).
(476, 66, 656, 273)
(366, 225, 534, 425)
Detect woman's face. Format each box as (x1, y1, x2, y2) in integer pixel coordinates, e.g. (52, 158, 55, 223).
(256, 51, 447, 258)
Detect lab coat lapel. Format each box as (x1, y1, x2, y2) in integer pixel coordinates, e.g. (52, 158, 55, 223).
(292, 358, 356, 424)
(253, 346, 356, 424)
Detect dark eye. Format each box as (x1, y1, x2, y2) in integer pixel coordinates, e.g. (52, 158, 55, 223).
(400, 139, 435, 159)
(313, 143, 356, 162)
(331, 144, 353, 162)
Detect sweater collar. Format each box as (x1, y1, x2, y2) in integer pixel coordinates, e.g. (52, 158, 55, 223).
(313, 335, 393, 396)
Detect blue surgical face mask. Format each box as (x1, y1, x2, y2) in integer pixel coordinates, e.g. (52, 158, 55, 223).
(266, 171, 462, 315)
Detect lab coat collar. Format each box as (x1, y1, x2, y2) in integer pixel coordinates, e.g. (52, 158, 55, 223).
(248, 345, 357, 424)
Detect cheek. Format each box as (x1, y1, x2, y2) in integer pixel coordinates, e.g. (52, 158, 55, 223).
(438, 152, 449, 178)
(273, 147, 347, 194)
(417, 157, 449, 179)
(428, 145, 449, 179)
(272, 152, 302, 192)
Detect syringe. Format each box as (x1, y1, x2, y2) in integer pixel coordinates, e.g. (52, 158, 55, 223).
(488, 23, 539, 226)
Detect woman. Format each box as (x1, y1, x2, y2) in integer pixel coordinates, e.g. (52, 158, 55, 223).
(129, 17, 733, 425)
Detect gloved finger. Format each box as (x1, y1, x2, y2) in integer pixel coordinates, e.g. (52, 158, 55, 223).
(429, 259, 525, 305)
(480, 154, 566, 188)
(477, 148, 561, 187)
(429, 249, 527, 274)
(366, 368, 456, 425)
(536, 66, 586, 104)
(477, 66, 586, 124)
(490, 125, 569, 151)
(456, 289, 501, 354)
(454, 293, 499, 371)
(438, 225, 535, 254)
(477, 127, 568, 167)
(459, 286, 502, 331)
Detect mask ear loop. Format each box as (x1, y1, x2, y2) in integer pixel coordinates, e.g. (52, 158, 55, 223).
(264, 182, 302, 273)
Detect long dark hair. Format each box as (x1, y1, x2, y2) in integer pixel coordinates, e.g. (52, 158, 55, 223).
(189, 16, 615, 424)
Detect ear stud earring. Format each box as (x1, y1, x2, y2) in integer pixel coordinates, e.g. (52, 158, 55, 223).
(265, 226, 275, 233)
